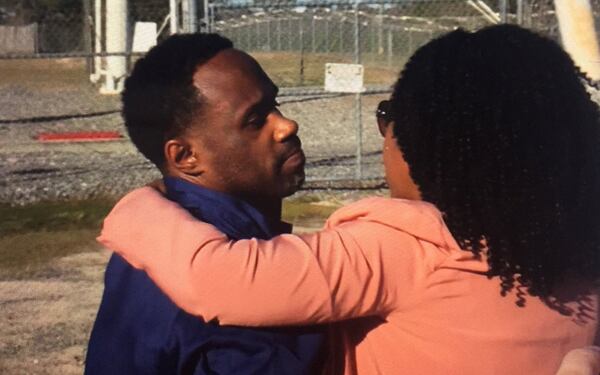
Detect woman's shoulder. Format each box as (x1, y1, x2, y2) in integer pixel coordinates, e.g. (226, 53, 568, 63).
(325, 197, 461, 251)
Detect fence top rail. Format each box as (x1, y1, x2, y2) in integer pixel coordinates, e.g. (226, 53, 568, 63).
(210, 0, 479, 10)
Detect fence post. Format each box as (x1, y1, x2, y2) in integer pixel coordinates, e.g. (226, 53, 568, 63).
(266, 19, 271, 51)
(90, 0, 103, 83)
(169, 0, 179, 33)
(102, 0, 128, 94)
(555, 0, 600, 80)
(277, 17, 281, 51)
(256, 21, 260, 50)
(378, 4, 383, 54)
(499, 0, 507, 23)
(387, 28, 393, 67)
(288, 17, 293, 51)
(247, 23, 251, 51)
(188, 0, 198, 32)
(354, 0, 363, 180)
(312, 15, 316, 53)
(299, 18, 304, 85)
(340, 18, 344, 53)
(83, 0, 93, 75)
(325, 17, 329, 53)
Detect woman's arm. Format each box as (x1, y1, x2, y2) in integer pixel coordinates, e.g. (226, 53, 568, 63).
(99, 187, 438, 326)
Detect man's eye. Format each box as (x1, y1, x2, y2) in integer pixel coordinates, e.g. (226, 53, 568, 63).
(248, 115, 267, 128)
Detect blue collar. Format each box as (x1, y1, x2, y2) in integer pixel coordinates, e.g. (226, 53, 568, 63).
(163, 177, 290, 240)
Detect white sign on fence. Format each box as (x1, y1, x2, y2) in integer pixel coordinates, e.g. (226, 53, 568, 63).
(0, 24, 37, 54)
(132, 22, 157, 53)
(324, 63, 365, 93)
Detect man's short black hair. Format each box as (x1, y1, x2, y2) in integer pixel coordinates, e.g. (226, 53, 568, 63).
(122, 33, 233, 167)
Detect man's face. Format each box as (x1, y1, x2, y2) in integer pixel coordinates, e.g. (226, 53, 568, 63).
(180, 49, 305, 203)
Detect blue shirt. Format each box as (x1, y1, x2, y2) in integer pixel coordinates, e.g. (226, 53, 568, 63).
(85, 177, 325, 374)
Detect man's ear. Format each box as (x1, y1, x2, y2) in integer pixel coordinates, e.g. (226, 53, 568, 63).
(164, 139, 203, 176)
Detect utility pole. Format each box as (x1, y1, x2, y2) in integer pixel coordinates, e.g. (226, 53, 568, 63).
(101, 0, 128, 94)
(90, 0, 103, 83)
(170, 0, 179, 34)
(499, 0, 507, 23)
(82, 0, 92, 74)
(555, 0, 600, 80)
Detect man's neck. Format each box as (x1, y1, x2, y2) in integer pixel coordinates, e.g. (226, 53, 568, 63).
(164, 172, 283, 222)
(242, 195, 282, 224)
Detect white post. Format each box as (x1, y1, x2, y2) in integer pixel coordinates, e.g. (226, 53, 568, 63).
(102, 0, 128, 94)
(181, 0, 189, 33)
(90, 0, 103, 83)
(188, 0, 198, 33)
(170, 0, 179, 34)
(555, 0, 600, 80)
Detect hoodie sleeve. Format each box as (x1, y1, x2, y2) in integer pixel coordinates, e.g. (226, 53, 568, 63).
(98, 187, 439, 326)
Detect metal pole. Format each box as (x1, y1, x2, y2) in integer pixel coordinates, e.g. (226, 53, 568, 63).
(354, 1, 362, 179)
(299, 18, 303, 51)
(91, 0, 103, 83)
(267, 19, 271, 51)
(378, 4, 383, 54)
(499, 0, 507, 23)
(288, 17, 292, 51)
(83, 0, 92, 75)
(181, 0, 189, 32)
(169, 0, 178, 34)
(555, 0, 600, 80)
(188, 0, 198, 32)
(340, 18, 344, 53)
(246, 23, 250, 50)
(102, 0, 128, 94)
(203, 1, 210, 32)
(325, 17, 329, 53)
(299, 18, 304, 85)
(277, 18, 281, 51)
(517, 0, 524, 24)
(256, 21, 260, 50)
(209, 3, 215, 33)
(387, 27, 393, 67)
(312, 15, 316, 53)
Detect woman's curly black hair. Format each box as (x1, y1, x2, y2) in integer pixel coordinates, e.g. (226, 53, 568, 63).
(391, 24, 600, 305)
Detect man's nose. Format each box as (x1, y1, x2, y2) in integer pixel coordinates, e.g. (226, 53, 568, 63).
(273, 115, 299, 142)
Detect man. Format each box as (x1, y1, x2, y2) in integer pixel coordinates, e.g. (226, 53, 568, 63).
(85, 33, 325, 374)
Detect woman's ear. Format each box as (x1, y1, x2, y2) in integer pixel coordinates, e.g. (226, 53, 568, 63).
(164, 139, 202, 176)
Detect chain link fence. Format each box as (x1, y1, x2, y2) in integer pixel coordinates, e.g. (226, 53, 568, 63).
(0, 0, 598, 204)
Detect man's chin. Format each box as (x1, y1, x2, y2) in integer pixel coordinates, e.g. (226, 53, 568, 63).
(280, 172, 305, 197)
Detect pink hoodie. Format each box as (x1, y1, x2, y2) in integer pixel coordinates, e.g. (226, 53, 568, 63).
(99, 187, 598, 375)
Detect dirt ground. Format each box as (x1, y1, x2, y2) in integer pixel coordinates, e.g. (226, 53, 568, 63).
(0, 248, 110, 374)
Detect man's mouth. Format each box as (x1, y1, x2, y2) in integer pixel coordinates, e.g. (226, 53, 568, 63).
(281, 148, 306, 174)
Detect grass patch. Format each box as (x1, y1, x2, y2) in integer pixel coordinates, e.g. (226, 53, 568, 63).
(282, 196, 341, 228)
(0, 199, 116, 235)
(0, 199, 114, 279)
(0, 195, 339, 278)
(0, 229, 101, 280)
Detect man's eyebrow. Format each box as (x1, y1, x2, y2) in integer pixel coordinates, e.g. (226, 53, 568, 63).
(240, 85, 280, 123)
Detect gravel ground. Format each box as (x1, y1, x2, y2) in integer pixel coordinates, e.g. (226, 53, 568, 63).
(0, 81, 387, 205)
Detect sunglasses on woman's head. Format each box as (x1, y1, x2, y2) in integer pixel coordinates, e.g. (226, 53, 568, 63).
(376, 100, 393, 137)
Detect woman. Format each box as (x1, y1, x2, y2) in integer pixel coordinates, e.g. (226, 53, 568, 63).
(99, 25, 600, 374)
